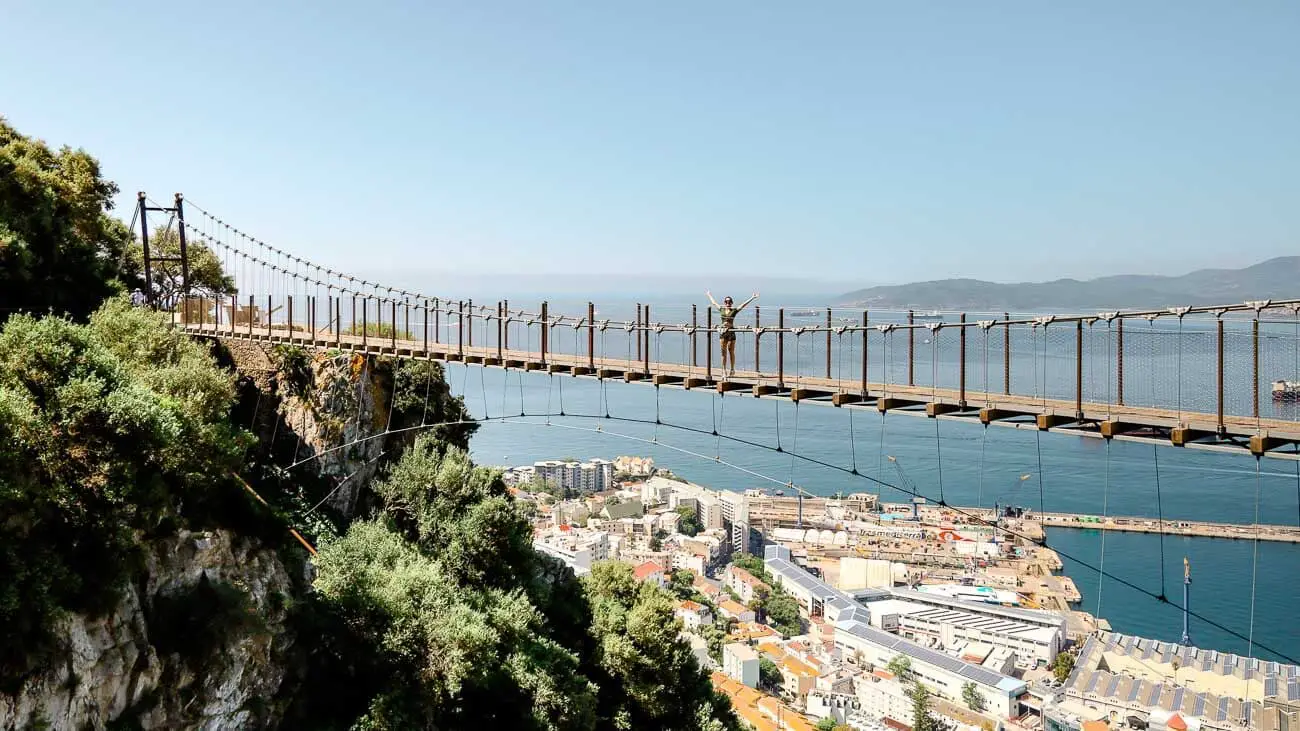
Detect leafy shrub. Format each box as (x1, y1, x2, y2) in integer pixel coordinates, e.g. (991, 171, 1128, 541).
(0, 298, 247, 680)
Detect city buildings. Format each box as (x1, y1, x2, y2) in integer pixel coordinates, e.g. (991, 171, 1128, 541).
(718, 599, 756, 623)
(833, 619, 1027, 719)
(724, 643, 761, 688)
(613, 455, 655, 477)
(1051, 631, 1300, 731)
(675, 600, 713, 631)
(860, 596, 1062, 670)
(725, 565, 772, 605)
(531, 458, 615, 493)
(632, 561, 667, 588)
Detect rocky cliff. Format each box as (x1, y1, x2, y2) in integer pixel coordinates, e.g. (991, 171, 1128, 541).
(1, 529, 297, 730)
(224, 340, 398, 517)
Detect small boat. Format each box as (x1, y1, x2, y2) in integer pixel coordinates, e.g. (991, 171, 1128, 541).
(912, 310, 943, 321)
(1272, 380, 1300, 401)
(788, 309, 822, 317)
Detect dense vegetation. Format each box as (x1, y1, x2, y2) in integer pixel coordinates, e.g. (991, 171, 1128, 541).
(0, 299, 249, 680)
(288, 436, 741, 730)
(0, 118, 133, 318)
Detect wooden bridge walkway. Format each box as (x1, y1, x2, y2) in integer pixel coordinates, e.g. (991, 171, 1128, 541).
(184, 319, 1300, 458)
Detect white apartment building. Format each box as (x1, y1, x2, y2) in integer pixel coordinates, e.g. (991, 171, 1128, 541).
(533, 458, 615, 493)
(718, 490, 750, 554)
(535, 527, 610, 565)
(640, 476, 675, 506)
(724, 565, 771, 605)
(852, 671, 917, 727)
(723, 643, 760, 689)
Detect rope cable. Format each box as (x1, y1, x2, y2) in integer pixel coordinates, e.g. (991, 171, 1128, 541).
(1153, 443, 1168, 600)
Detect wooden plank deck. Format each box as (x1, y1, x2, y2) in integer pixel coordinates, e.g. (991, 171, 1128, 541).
(185, 323, 1300, 457)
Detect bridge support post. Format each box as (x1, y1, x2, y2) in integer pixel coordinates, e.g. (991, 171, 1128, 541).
(643, 304, 651, 377)
(826, 308, 832, 379)
(1075, 319, 1084, 419)
(707, 307, 714, 383)
(1003, 312, 1011, 395)
(635, 304, 642, 363)
(423, 299, 429, 355)
(1253, 317, 1260, 419)
(1217, 318, 1225, 433)
(334, 297, 341, 348)
(391, 299, 398, 351)
(754, 306, 761, 374)
(467, 299, 473, 349)
(457, 300, 464, 358)
(138, 193, 153, 308)
(541, 301, 549, 366)
(692, 305, 698, 367)
(587, 302, 595, 370)
(501, 302, 507, 363)
(434, 298, 441, 345)
(174, 193, 191, 302)
(908, 310, 916, 386)
(249, 295, 255, 338)
(267, 294, 273, 339)
(287, 296, 293, 343)
(361, 297, 368, 348)
(777, 309, 785, 388)
(959, 313, 967, 407)
(862, 310, 868, 395)
(1117, 318, 1125, 405)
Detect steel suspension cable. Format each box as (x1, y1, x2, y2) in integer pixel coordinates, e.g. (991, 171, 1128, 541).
(1248, 456, 1262, 665)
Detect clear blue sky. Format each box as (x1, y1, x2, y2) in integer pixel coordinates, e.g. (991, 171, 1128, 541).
(4, 1, 1297, 288)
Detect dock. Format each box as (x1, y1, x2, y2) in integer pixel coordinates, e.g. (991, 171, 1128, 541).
(888, 502, 1300, 544)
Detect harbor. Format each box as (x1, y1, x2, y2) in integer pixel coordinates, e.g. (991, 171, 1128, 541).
(871, 501, 1300, 544)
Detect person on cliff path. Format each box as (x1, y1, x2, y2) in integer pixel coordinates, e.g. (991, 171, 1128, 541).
(706, 291, 758, 378)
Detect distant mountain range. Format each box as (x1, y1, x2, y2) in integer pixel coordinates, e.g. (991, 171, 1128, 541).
(837, 257, 1300, 312)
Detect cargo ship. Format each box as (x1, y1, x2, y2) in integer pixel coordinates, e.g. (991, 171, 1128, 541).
(1273, 380, 1300, 401)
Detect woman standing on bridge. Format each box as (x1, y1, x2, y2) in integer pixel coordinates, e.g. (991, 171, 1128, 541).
(707, 291, 758, 377)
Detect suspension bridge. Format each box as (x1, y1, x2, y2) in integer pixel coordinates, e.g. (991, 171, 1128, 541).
(127, 193, 1300, 670)
(136, 193, 1300, 460)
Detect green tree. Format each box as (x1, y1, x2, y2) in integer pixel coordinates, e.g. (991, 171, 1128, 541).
(729, 553, 770, 583)
(763, 592, 802, 637)
(910, 682, 942, 731)
(669, 569, 698, 600)
(385, 358, 478, 449)
(1052, 651, 1076, 683)
(123, 224, 235, 302)
(962, 681, 986, 712)
(886, 654, 913, 680)
(747, 584, 771, 612)
(816, 719, 838, 731)
(0, 117, 133, 319)
(758, 657, 782, 691)
(676, 505, 702, 536)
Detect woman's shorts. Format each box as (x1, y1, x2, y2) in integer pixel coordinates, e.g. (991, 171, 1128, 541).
(720, 331, 736, 342)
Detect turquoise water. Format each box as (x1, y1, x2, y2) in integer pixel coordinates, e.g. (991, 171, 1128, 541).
(446, 362, 1300, 664)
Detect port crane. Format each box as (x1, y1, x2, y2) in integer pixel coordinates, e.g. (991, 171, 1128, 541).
(886, 456, 927, 521)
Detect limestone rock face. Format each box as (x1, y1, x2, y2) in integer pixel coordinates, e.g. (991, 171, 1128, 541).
(223, 340, 393, 517)
(0, 530, 296, 731)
